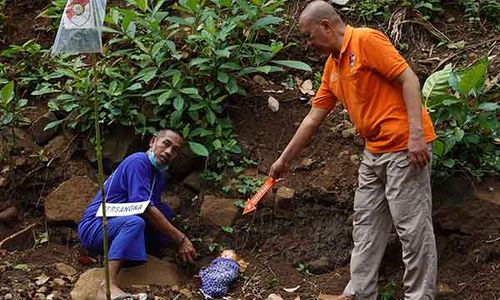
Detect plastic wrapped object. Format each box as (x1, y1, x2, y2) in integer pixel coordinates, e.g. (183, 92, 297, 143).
(52, 0, 107, 54)
(199, 257, 240, 299)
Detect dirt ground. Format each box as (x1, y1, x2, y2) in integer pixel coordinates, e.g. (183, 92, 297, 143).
(0, 1, 499, 300)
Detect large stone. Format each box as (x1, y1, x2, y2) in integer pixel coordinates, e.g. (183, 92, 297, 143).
(44, 176, 97, 223)
(44, 131, 76, 161)
(169, 146, 203, 179)
(0, 206, 19, 226)
(118, 256, 185, 288)
(70, 268, 103, 300)
(55, 263, 77, 277)
(161, 193, 182, 214)
(30, 112, 59, 145)
(71, 258, 185, 300)
(84, 125, 138, 164)
(200, 195, 239, 227)
(183, 172, 203, 192)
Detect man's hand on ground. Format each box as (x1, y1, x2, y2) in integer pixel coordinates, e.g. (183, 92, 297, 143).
(178, 237, 196, 263)
(407, 134, 429, 168)
(269, 158, 290, 180)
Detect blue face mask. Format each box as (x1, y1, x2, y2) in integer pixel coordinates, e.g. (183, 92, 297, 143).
(148, 150, 169, 171)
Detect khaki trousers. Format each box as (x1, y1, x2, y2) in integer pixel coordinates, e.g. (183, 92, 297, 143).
(343, 146, 437, 300)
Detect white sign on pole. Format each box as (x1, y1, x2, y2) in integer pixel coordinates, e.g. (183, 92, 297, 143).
(95, 201, 150, 217)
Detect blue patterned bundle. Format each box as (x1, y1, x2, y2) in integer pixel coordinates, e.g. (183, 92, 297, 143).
(199, 257, 240, 299)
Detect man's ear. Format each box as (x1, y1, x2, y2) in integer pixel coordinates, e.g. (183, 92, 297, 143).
(149, 137, 156, 148)
(320, 19, 332, 31)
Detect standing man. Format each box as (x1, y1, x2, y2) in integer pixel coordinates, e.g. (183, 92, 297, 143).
(78, 129, 196, 300)
(269, 1, 437, 300)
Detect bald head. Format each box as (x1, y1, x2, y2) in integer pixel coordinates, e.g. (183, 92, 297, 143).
(299, 0, 342, 27)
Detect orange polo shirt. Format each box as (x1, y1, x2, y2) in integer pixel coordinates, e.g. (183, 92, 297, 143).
(313, 26, 436, 153)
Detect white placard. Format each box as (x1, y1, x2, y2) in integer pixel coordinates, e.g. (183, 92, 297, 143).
(95, 201, 150, 217)
(63, 0, 95, 29)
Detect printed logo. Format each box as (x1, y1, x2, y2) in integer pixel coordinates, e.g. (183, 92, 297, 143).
(64, 0, 94, 29)
(349, 52, 356, 70)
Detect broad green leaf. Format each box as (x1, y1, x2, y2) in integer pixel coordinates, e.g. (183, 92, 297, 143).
(432, 139, 445, 158)
(253, 16, 283, 28)
(174, 96, 184, 111)
(217, 71, 229, 83)
(136, 0, 148, 11)
(170, 110, 182, 128)
(0, 112, 13, 125)
(43, 119, 64, 131)
(214, 49, 231, 58)
(477, 102, 499, 111)
(127, 83, 142, 90)
(442, 159, 455, 168)
(189, 141, 209, 157)
(422, 64, 452, 101)
(271, 60, 312, 72)
(158, 90, 174, 105)
(180, 87, 199, 95)
(206, 108, 216, 124)
(143, 89, 169, 97)
(457, 56, 488, 97)
(226, 78, 238, 94)
(220, 62, 240, 70)
(256, 66, 272, 73)
(213, 139, 222, 149)
(133, 67, 157, 83)
(1, 81, 14, 103)
(189, 58, 210, 67)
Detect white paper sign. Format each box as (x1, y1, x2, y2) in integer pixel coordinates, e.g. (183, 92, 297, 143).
(63, 0, 95, 29)
(95, 201, 150, 217)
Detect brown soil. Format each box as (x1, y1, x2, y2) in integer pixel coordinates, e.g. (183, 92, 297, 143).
(1, 1, 499, 300)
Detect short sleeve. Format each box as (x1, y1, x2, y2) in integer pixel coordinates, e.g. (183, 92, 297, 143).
(124, 158, 154, 203)
(361, 29, 408, 81)
(312, 57, 337, 111)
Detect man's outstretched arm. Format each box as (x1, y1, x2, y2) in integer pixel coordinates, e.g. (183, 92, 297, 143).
(270, 107, 330, 179)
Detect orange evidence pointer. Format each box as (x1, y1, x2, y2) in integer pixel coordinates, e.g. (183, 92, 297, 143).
(242, 177, 276, 215)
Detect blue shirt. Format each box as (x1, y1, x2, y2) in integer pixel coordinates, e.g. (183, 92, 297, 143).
(78, 152, 173, 247)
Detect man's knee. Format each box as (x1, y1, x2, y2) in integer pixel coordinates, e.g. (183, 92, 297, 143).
(124, 216, 146, 229)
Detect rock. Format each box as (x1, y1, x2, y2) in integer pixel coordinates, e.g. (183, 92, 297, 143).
(200, 195, 239, 227)
(306, 256, 332, 274)
(437, 283, 455, 298)
(0, 176, 7, 187)
(350, 154, 360, 162)
(267, 294, 284, 300)
(84, 125, 138, 164)
(52, 278, 66, 287)
(179, 288, 193, 298)
(274, 186, 295, 219)
(70, 268, 103, 300)
(275, 186, 295, 210)
(169, 146, 203, 179)
(44, 176, 97, 223)
(161, 193, 182, 214)
(34, 293, 46, 300)
(475, 176, 500, 206)
(0, 206, 19, 226)
(2, 128, 40, 153)
(253, 75, 268, 86)
(341, 127, 357, 138)
(44, 131, 76, 161)
(30, 112, 59, 145)
(4, 293, 13, 300)
(183, 171, 203, 192)
(118, 256, 185, 288)
(55, 263, 77, 277)
(37, 286, 47, 294)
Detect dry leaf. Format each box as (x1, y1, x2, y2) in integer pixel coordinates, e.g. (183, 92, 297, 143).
(266, 294, 284, 300)
(36, 273, 50, 285)
(237, 258, 249, 273)
(299, 80, 315, 96)
(268, 96, 280, 112)
(282, 285, 301, 293)
(294, 297, 301, 300)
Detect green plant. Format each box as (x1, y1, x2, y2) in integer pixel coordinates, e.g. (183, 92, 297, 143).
(0, 81, 30, 148)
(35, 0, 310, 166)
(37, 0, 67, 28)
(208, 242, 221, 253)
(422, 57, 499, 179)
(353, 0, 396, 22)
(296, 263, 312, 276)
(378, 280, 397, 300)
(221, 226, 234, 234)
